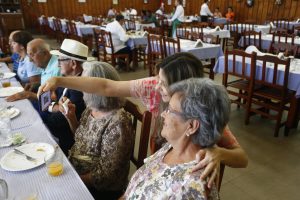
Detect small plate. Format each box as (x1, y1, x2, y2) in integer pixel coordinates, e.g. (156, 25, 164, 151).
(0, 134, 26, 148)
(0, 87, 24, 97)
(0, 143, 55, 171)
(0, 107, 20, 119)
(0, 72, 16, 80)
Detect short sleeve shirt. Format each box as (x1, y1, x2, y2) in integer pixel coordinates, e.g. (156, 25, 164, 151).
(17, 55, 42, 84)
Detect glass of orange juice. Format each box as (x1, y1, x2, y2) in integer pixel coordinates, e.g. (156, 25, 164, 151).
(45, 149, 64, 176)
(1, 78, 11, 88)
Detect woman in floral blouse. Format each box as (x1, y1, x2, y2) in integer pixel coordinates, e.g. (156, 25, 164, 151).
(61, 61, 134, 200)
(124, 78, 230, 199)
(39, 53, 248, 188)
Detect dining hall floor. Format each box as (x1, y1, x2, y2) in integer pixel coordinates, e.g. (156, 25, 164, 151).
(35, 33, 300, 200)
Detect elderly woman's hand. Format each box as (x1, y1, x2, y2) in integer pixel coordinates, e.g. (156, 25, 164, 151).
(192, 146, 221, 189)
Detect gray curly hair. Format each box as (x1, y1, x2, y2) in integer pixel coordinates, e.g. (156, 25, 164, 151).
(169, 78, 231, 147)
(82, 61, 124, 111)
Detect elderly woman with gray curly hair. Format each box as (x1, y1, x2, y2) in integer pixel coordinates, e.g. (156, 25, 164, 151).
(61, 61, 134, 200)
(123, 78, 230, 200)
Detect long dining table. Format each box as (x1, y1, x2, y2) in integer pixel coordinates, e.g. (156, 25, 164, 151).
(0, 63, 94, 199)
(214, 55, 300, 130)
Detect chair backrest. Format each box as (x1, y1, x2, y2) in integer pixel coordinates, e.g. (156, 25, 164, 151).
(203, 34, 220, 44)
(126, 19, 136, 31)
(223, 49, 257, 86)
(124, 100, 152, 169)
(176, 23, 190, 39)
(147, 34, 164, 59)
(240, 23, 255, 32)
(242, 30, 262, 50)
(269, 42, 298, 57)
(270, 27, 288, 34)
(163, 36, 181, 57)
(271, 32, 295, 44)
(103, 31, 115, 54)
(93, 28, 106, 61)
(274, 20, 290, 30)
(144, 26, 163, 35)
(255, 55, 291, 95)
(66, 21, 79, 36)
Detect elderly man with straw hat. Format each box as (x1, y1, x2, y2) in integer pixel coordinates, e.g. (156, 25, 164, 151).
(43, 39, 94, 155)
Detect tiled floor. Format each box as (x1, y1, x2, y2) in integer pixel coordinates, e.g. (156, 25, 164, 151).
(37, 33, 300, 200)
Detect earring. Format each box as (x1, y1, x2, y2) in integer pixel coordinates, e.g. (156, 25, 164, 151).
(186, 132, 190, 137)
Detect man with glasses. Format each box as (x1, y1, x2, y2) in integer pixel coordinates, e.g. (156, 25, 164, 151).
(42, 39, 88, 155)
(6, 38, 60, 101)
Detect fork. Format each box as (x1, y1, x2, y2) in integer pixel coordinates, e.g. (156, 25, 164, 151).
(14, 148, 36, 161)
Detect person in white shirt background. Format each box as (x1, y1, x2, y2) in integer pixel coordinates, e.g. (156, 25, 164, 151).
(200, 0, 213, 22)
(129, 7, 137, 16)
(105, 15, 132, 70)
(171, 0, 184, 38)
(155, 2, 164, 16)
(107, 7, 116, 18)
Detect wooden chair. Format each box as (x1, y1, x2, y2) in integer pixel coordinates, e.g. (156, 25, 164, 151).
(240, 23, 255, 32)
(124, 100, 152, 169)
(269, 43, 299, 57)
(144, 26, 163, 35)
(126, 20, 136, 31)
(270, 27, 288, 34)
(271, 32, 295, 45)
(53, 18, 64, 43)
(163, 36, 181, 58)
(245, 55, 292, 136)
(201, 34, 220, 80)
(226, 22, 240, 49)
(176, 23, 190, 39)
(241, 30, 262, 50)
(147, 34, 164, 76)
(274, 20, 290, 30)
(223, 49, 257, 119)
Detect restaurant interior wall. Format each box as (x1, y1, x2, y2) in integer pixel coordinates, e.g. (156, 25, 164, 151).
(19, 0, 160, 29)
(163, 0, 300, 24)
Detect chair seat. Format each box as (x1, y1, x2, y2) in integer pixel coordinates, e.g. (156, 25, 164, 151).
(253, 86, 293, 102)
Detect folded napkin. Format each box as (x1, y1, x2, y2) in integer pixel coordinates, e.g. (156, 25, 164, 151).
(270, 22, 276, 29)
(296, 18, 300, 23)
(0, 108, 16, 118)
(194, 39, 204, 48)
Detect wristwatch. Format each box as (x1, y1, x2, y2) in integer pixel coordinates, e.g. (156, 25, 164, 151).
(48, 102, 56, 112)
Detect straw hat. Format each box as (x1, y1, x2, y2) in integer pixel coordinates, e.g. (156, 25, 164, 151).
(50, 39, 94, 62)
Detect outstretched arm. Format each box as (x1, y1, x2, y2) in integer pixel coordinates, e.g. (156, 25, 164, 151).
(38, 76, 132, 98)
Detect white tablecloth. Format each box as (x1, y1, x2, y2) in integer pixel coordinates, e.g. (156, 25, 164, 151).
(0, 63, 94, 200)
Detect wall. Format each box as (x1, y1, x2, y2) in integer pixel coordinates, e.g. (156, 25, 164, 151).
(20, 0, 161, 28)
(20, 0, 300, 28)
(163, 0, 300, 24)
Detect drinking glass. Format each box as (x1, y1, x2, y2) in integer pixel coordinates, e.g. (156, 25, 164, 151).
(1, 78, 11, 88)
(0, 117, 11, 140)
(0, 179, 8, 200)
(45, 149, 64, 176)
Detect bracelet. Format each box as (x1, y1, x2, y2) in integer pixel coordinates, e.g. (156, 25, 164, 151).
(48, 102, 56, 113)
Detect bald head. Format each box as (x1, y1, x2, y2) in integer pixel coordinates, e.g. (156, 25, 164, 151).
(27, 38, 52, 68)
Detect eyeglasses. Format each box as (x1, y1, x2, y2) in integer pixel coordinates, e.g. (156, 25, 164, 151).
(165, 106, 185, 118)
(58, 58, 71, 63)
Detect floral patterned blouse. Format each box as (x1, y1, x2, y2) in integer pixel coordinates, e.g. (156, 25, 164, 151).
(68, 108, 134, 191)
(130, 77, 239, 152)
(124, 143, 220, 200)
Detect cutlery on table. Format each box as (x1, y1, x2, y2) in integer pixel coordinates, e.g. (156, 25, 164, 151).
(14, 148, 36, 161)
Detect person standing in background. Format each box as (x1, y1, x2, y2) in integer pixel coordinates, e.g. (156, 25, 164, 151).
(200, 0, 213, 22)
(171, 0, 184, 38)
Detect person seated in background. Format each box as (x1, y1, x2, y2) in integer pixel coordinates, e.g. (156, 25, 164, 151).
(107, 7, 116, 18)
(6, 38, 61, 102)
(42, 39, 86, 155)
(143, 10, 158, 26)
(10, 30, 41, 85)
(155, 3, 164, 16)
(225, 6, 235, 22)
(105, 14, 132, 70)
(214, 7, 223, 18)
(123, 78, 230, 199)
(141, 10, 147, 21)
(129, 7, 137, 15)
(65, 61, 134, 200)
(0, 30, 20, 73)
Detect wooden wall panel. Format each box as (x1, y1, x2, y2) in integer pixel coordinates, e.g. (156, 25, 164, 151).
(162, 0, 300, 24)
(20, 0, 161, 28)
(20, 0, 300, 28)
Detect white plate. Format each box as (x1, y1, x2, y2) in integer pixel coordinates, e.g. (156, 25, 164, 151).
(0, 72, 16, 80)
(0, 107, 20, 119)
(0, 143, 55, 171)
(0, 87, 24, 97)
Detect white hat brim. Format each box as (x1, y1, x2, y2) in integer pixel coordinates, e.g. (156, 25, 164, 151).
(50, 50, 95, 62)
